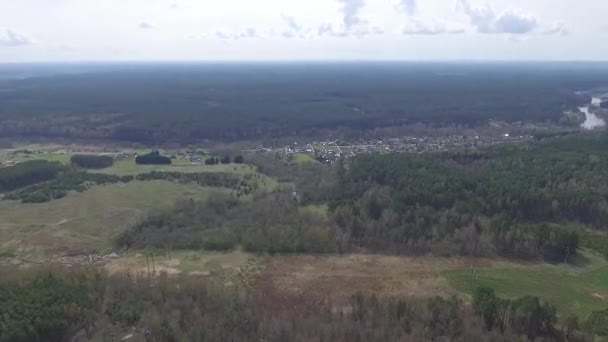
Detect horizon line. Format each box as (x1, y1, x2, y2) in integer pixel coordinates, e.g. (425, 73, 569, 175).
(2, 59, 608, 66)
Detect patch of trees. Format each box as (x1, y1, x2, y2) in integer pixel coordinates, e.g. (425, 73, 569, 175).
(580, 231, 608, 259)
(135, 151, 171, 165)
(4, 172, 129, 203)
(0, 270, 90, 342)
(472, 287, 557, 338)
(247, 152, 338, 204)
(585, 308, 608, 336)
(134, 171, 256, 196)
(205, 157, 219, 165)
(4, 170, 254, 203)
(70, 154, 114, 169)
(0, 160, 64, 192)
(3, 266, 601, 341)
(204, 155, 243, 165)
(118, 191, 343, 253)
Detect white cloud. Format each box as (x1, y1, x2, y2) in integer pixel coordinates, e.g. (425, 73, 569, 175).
(542, 22, 568, 36)
(338, 0, 366, 29)
(281, 15, 302, 32)
(397, 0, 417, 16)
(317, 23, 382, 38)
(282, 31, 296, 39)
(395, 0, 460, 36)
(244, 28, 257, 38)
(280, 15, 312, 39)
(139, 22, 154, 29)
(0, 0, 602, 62)
(214, 27, 261, 40)
(0, 29, 32, 47)
(403, 19, 465, 35)
(215, 31, 236, 40)
(458, 0, 538, 34)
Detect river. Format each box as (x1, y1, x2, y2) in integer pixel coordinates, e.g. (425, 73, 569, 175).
(578, 97, 606, 129)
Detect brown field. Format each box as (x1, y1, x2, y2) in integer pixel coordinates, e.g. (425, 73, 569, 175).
(99, 252, 494, 302)
(254, 254, 494, 302)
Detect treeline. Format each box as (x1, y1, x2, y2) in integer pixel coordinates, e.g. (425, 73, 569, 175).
(2, 266, 604, 341)
(70, 154, 114, 169)
(135, 151, 171, 165)
(4, 173, 129, 203)
(204, 155, 244, 165)
(4, 171, 255, 203)
(471, 286, 608, 339)
(134, 171, 257, 197)
(0, 160, 64, 192)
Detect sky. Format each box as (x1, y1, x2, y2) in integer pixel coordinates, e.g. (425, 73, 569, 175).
(1, 0, 607, 62)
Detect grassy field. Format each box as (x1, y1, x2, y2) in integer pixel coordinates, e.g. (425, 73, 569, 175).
(443, 250, 608, 319)
(0, 181, 227, 259)
(300, 204, 329, 218)
(292, 153, 318, 165)
(0, 151, 71, 164)
(95, 158, 258, 176)
(105, 250, 258, 276)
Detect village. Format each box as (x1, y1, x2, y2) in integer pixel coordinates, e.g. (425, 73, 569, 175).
(256, 133, 533, 164)
(0, 132, 532, 168)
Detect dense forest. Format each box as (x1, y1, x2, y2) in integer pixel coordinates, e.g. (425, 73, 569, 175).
(1, 266, 605, 341)
(123, 134, 608, 262)
(1, 62, 607, 143)
(326, 134, 608, 260)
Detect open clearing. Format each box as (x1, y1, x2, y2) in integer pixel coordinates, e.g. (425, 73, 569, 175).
(0, 181, 226, 258)
(255, 254, 493, 302)
(292, 153, 318, 165)
(106, 252, 493, 301)
(443, 250, 608, 318)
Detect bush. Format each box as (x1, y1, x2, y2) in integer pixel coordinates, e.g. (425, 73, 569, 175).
(585, 308, 608, 336)
(135, 151, 171, 165)
(70, 154, 114, 169)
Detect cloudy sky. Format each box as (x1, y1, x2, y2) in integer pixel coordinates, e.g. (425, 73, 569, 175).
(1, 0, 606, 62)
